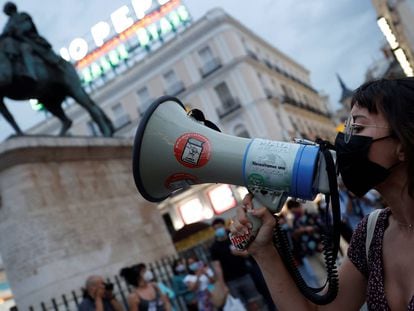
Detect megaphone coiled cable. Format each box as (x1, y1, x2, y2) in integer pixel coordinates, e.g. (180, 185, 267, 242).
(271, 140, 341, 305)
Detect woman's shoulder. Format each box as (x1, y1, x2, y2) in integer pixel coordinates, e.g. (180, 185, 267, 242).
(127, 291, 140, 303)
(352, 208, 389, 239)
(347, 208, 389, 277)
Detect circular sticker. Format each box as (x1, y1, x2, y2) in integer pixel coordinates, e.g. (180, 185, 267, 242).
(165, 173, 199, 190)
(174, 133, 211, 168)
(247, 173, 264, 187)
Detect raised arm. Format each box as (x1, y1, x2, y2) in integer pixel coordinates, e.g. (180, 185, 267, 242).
(230, 195, 367, 311)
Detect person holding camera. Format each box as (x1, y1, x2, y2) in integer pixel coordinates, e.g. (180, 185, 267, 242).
(78, 275, 123, 311)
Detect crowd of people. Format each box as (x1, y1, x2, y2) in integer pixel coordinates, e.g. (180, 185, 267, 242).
(77, 216, 276, 311)
(78, 77, 414, 311)
(77, 186, 385, 311)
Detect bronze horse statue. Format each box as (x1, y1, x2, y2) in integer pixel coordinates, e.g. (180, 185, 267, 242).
(0, 37, 114, 137)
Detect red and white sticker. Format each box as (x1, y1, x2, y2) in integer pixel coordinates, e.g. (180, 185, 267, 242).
(174, 133, 211, 168)
(164, 173, 199, 190)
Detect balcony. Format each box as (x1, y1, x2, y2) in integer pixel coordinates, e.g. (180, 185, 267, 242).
(114, 114, 131, 129)
(282, 96, 332, 118)
(199, 58, 222, 78)
(247, 50, 259, 61)
(264, 88, 277, 99)
(264, 59, 273, 69)
(281, 95, 298, 106)
(165, 81, 185, 96)
(216, 97, 242, 119)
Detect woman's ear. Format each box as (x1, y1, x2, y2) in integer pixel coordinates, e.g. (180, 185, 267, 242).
(396, 142, 405, 161)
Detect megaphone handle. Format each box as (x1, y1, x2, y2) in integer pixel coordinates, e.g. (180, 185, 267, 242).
(229, 198, 263, 251)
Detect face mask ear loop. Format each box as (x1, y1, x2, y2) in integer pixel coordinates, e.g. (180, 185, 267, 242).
(388, 160, 402, 171)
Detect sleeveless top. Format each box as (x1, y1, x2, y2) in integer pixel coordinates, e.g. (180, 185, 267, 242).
(348, 208, 414, 310)
(137, 285, 166, 311)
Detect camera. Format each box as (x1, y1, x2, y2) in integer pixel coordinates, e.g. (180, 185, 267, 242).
(105, 282, 114, 291)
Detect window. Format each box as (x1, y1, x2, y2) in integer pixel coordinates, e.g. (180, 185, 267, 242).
(289, 116, 299, 131)
(208, 185, 237, 214)
(199, 46, 221, 77)
(199, 46, 214, 63)
(163, 70, 179, 86)
(163, 70, 184, 95)
(234, 124, 250, 138)
(112, 103, 124, 118)
(178, 198, 214, 224)
(281, 84, 288, 96)
(111, 103, 130, 128)
(214, 82, 233, 107)
(137, 87, 152, 114)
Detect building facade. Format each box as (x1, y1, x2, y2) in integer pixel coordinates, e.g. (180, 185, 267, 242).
(371, 0, 414, 76)
(28, 8, 336, 239)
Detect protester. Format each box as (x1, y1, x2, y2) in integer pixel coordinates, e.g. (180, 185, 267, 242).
(183, 256, 215, 311)
(120, 264, 172, 311)
(138, 263, 176, 302)
(231, 77, 414, 310)
(171, 258, 198, 311)
(78, 275, 123, 311)
(286, 199, 325, 287)
(210, 218, 262, 310)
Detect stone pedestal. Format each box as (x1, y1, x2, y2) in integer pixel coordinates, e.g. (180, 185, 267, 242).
(0, 136, 176, 309)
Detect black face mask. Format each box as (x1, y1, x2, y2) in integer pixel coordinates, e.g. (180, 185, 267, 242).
(334, 132, 394, 197)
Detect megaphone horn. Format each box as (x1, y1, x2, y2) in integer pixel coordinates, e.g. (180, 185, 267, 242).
(132, 96, 328, 212)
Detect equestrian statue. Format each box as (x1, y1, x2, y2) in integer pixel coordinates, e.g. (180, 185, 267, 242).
(0, 2, 114, 137)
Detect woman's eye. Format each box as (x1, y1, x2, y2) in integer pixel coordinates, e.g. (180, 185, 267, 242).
(352, 125, 364, 133)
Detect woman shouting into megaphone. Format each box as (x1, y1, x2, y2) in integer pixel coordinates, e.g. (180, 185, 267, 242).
(230, 78, 414, 311)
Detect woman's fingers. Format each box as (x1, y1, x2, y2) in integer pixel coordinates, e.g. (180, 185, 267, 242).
(242, 192, 254, 209)
(230, 206, 251, 235)
(250, 207, 276, 227)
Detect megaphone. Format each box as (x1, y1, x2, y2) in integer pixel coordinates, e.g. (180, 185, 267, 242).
(132, 96, 332, 213)
(133, 96, 341, 305)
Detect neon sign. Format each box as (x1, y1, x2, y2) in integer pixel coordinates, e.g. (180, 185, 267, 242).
(59, 0, 191, 84)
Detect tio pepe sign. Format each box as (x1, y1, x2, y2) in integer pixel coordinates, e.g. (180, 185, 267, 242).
(59, 0, 173, 62)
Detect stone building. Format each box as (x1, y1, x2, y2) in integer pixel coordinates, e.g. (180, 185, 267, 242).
(28, 7, 336, 235)
(371, 0, 414, 76)
(0, 6, 337, 308)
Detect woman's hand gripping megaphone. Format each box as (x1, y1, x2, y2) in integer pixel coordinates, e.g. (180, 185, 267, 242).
(229, 193, 277, 252)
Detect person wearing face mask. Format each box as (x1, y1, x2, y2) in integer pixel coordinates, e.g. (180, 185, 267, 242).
(120, 264, 171, 311)
(209, 218, 262, 310)
(139, 263, 176, 305)
(230, 77, 414, 310)
(183, 256, 215, 311)
(285, 199, 324, 288)
(171, 259, 197, 311)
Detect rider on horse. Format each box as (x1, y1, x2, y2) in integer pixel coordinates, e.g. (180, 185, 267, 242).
(1, 2, 61, 82)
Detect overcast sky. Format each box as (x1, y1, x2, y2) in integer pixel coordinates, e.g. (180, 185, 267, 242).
(0, 0, 386, 141)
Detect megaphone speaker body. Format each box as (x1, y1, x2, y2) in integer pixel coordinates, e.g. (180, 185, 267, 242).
(133, 96, 320, 204)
